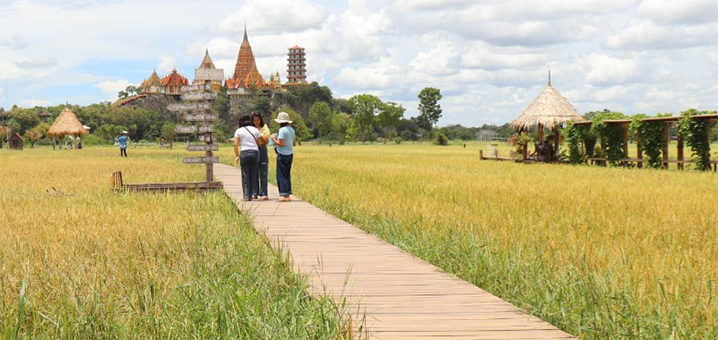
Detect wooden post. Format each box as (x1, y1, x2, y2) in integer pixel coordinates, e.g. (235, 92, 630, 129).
(636, 137, 643, 168)
(537, 124, 544, 143)
(622, 123, 629, 160)
(662, 125, 669, 169)
(522, 144, 528, 161)
(553, 126, 560, 160)
(479, 150, 483, 159)
(677, 134, 684, 170)
(706, 122, 712, 171)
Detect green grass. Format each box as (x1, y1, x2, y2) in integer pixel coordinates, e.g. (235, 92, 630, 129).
(0, 146, 356, 339)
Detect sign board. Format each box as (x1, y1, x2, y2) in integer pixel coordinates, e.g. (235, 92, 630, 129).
(184, 114, 218, 122)
(198, 135, 212, 143)
(175, 126, 197, 134)
(181, 92, 217, 101)
(181, 84, 212, 93)
(167, 103, 212, 112)
(198, 125, 214, 133)
(182, 156, 219, 164)
(187, 144, 219, 152)
(195, 69, 224, 82)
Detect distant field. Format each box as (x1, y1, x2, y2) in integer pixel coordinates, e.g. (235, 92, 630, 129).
(266, 142, 717, 340)
(0, 146, 353, 339)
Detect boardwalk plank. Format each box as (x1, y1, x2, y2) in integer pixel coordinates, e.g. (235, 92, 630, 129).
(215, 164, 577, 340)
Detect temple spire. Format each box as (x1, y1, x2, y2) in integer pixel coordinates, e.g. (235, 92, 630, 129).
(548, 70, 552, 86)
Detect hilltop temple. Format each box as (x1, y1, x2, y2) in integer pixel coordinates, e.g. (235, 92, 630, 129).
(138, 26, 307, 100)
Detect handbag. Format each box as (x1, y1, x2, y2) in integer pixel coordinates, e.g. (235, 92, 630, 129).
(244, 127, 267, 147)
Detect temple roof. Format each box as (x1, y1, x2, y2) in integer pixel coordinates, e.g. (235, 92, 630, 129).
(162, 69, 189, 87)
(229, 26, 264, 89)
(140, 70, 162, 88)
(199, 49, 216, 69)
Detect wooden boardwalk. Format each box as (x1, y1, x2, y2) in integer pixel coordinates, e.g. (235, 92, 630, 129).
(215, 163, 577, 340)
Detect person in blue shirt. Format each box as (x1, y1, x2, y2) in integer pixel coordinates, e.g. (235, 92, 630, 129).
(117, 132, 128, 157)
(270, 112, 297, 202)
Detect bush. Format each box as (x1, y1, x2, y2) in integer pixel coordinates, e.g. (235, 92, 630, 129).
(433, 133, 449, 146)
(393, 137, 402, 144)
(400, 130, 414, 141)
(83, 135, 112, 146)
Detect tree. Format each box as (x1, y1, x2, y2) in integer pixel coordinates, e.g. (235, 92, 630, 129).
(377, 102, 405, 139)
(309, 101, 332, 134)
(0, 126, 11, 149)
(268, 108, 311, 142)
(160, 122, 176, 142)
(327, 112, 353, 143)
(417, 87, 442, 131)
(7, 106, 40, 135)
(349, 94, 383, 143)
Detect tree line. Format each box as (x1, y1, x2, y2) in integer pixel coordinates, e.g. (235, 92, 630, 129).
(0, 82, 516, 147)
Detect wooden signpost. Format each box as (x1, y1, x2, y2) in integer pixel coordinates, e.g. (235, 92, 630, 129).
(111, 64, 225, 193)
(169, 83, 220, 183)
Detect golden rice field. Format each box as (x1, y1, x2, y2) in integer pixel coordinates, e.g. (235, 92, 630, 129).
(2, 142, 716, 339)
(270, 142, 716, 340)
(0, 146, 354, 339)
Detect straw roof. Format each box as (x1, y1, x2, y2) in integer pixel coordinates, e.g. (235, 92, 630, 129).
(47, 108, 88, 138)
(511, 82, 581, 131)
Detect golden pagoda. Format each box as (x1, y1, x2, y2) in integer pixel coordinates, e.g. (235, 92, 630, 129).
(226, 26, 266, 89)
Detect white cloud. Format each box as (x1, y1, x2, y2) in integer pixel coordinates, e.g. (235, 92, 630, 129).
(638, 0, 718, 25)
(15, 56, 57, 69)
(336, 3, 392, 62)
(461, 43, 546, 70)
(218, 0, 327, 35)
(409, 40, 457, 76)
(584, 54, 643, 85)
(606, 20, 718, 50)
(94, 79, 131, 100)
(0, 36, 29, 50)
(21, 99, 51, 107)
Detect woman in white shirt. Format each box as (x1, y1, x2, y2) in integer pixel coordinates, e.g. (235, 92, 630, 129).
(233, 115, 261, 201)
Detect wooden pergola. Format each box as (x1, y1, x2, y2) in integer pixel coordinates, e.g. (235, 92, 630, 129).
(573, 114, 718, 170)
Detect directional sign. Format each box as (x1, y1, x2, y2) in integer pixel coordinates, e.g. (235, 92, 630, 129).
(183, 156, 219, 164)
(175, 126, 197, 134)
(181, 84, 212, 93)
(187, 144, 219, 152)
(198, 125, 214, 133)
(184, 114, 218, 122)
(181, 92, 217, 101)
(198, 135, 212, 143)
(167, 103, 212, 112)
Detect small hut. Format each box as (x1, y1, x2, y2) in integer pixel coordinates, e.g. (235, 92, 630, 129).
(8, 133, 23, 150)
(47, 108, 88, 150)
(511, 72, 582, 160)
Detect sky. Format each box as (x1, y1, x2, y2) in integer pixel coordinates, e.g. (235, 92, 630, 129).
(0, 0, 717, 126)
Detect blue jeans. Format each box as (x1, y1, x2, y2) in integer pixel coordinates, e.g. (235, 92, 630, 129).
(276, 153, 293, 196)
(240, 150, 259, 200)
(254, 146, 268, 197)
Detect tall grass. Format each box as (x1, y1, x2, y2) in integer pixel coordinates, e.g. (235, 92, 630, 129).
(0, 146, 354, 339)
(278, 142, 718, 340)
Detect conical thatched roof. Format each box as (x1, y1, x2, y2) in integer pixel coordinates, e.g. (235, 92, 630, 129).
(47, 108, 88, 138)
(511, 80, 581, 131)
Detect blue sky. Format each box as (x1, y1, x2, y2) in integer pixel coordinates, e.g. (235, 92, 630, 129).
(0, 0, 716, 126)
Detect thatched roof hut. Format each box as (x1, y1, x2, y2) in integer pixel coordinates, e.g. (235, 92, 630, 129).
(510, 72, 582, 161)
(511, 75, 581, 133)
(47, 108, 88, 138)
